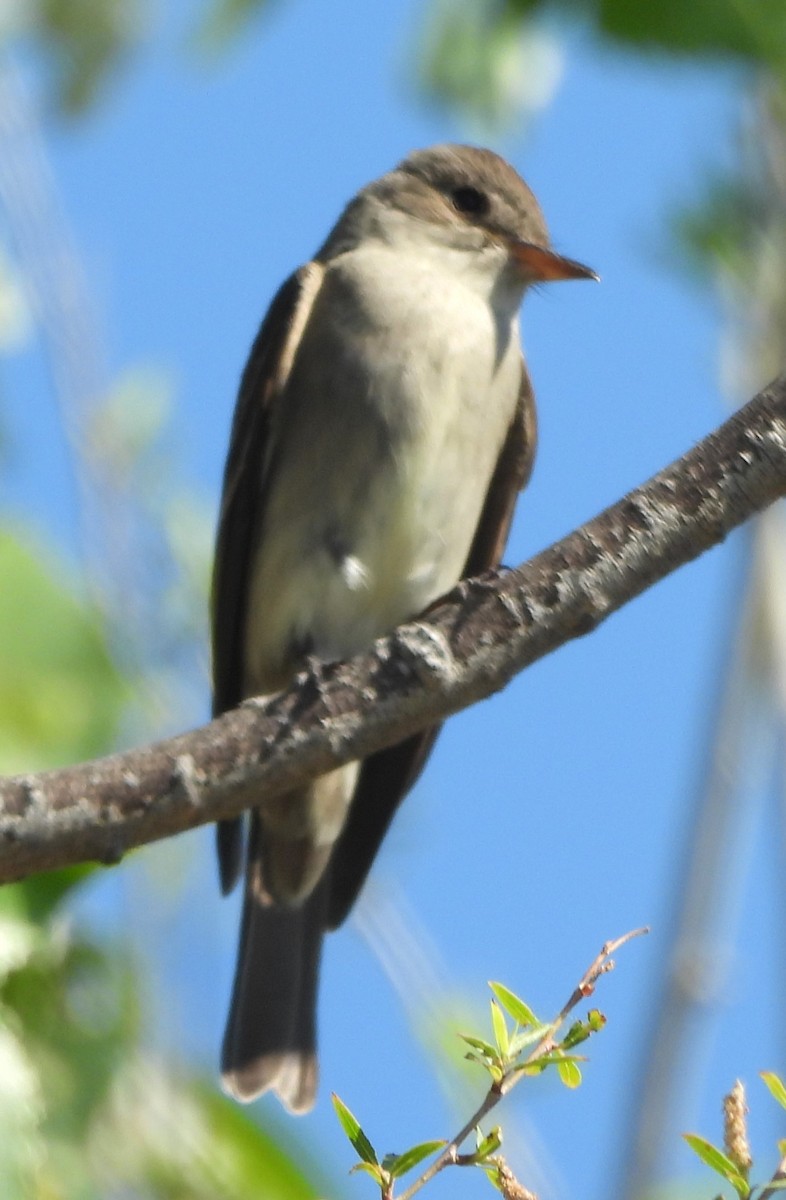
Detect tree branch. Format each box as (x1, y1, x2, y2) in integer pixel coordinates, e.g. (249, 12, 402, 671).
(1, 374, 785, 882)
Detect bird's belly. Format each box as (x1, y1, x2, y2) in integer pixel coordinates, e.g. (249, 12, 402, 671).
(310, 423, 493, 651)
(243, 268, 521, 693)
(245, 396, 514, 694)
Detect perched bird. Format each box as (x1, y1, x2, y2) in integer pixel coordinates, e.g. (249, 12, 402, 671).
(212, 144, 596, 1112)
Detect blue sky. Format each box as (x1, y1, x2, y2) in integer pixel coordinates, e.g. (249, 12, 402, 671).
(4, 0, 782, 1197)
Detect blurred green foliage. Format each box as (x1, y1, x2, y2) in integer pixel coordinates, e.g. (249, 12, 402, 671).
(0, 535, 323, 1195)
(596, 0, 786, 63)
(418, 0, 563, 133)
(0, 889, 323, 1198)
(192, 0, 275, 51)
(22, 0, 142, 113)
(0, 100, 319, 1197)
(19, 0, 786, 129)
(417, 0, 786, 131)
(6, 0, 783, 132)
(0, 531, 124, 773)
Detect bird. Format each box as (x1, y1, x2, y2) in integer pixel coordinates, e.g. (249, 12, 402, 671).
(211, 143, 596, 1112)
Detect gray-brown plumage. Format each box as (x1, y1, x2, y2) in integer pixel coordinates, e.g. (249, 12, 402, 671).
(211, 144, 595, 1111)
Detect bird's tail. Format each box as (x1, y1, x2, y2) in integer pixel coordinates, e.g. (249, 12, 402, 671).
(221, 814, 327, 1112)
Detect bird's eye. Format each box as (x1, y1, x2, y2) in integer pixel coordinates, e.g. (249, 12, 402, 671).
(451, 186, 489, 217)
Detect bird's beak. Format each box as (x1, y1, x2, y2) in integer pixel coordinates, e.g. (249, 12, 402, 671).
(509, 241, 599, 283)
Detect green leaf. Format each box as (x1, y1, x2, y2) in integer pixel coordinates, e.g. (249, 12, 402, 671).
(560, 1012, 606, 1049)
(387, 1141, 446, 1178)
(761, 1072, 786, 1110)
(349, 1161, 388, 1185)
(488, 981, 538, 1027)
(490, 999, 509, 1056)
(458, 1033, 500, 1060)
(331, 1094, 378, 1165)
(586, 1008, 606, 1032)
(514, 1060, 548, 1076)
(598, 0, 786, 67)
(683, 1134, 750, 1196)
(561, 1019, 591, 1049)
(528, 1049, 585, 1069)
(556, 1058, 582, 1089)
(508, 1026, 548, 1057)
(473, 1127, 502, 1161)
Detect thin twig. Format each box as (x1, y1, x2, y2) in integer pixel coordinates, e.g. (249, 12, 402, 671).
(397, 928, 648, 1200)
(758, 1153, 786, 1200)
(503, 927, 650, 1086)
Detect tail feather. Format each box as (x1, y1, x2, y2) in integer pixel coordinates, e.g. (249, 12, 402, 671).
(221, 889, 324, 1111)
(221, 818, 326, 1112)
(217, 816, 244, 895)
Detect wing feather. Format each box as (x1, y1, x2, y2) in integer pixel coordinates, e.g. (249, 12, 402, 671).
(212, 263, 324, 892)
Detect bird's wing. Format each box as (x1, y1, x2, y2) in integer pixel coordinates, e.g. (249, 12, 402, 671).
(326, 364, 537, 928)
(462, 364, 537, 575)
(212, 262, 324, 892)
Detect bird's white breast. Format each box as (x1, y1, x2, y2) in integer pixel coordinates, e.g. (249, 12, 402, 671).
(244, 240, 523, 690)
